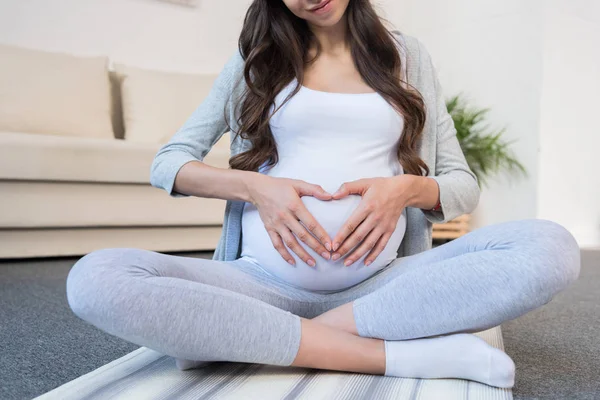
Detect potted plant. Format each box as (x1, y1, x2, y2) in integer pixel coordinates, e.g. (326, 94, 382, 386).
(432, 93, 528, 241)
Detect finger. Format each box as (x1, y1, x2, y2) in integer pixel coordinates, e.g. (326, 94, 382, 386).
(294, 205, 332, 251)
(332, 180, 365, 200)
(332, 215, 377, 262)
(266, 228, 295, 266)
(364, 231, 393, 266)
(278, 226, 316, 267)
(296, 182, 332, 201)
(331, 203, 371, 252)
(343, 228, 384, 267)
(285, 216, 331, 259)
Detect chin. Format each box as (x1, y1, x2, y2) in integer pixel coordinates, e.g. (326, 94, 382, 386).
(308, 13, 345, 28)
(295, 0, 350, 28)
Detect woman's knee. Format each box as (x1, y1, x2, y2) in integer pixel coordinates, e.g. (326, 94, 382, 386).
(66, 247, 146, 321)
(521, 219, 581, 298)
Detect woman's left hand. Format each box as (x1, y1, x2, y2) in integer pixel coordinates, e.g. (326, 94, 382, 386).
(330, 175, 414, 266)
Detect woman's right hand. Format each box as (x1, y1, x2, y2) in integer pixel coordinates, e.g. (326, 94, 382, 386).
(246, 173, 333, 266)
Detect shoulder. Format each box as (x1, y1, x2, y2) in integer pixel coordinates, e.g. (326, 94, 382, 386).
(388, 30, 438, 92)
(216, 47, 246, 89)
(389, 30, 433, 63)
(224, 47, 246, 73)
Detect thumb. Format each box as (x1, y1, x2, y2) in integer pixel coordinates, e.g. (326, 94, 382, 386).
(296, 181, 332, 200)
(332, 181, 364, 199)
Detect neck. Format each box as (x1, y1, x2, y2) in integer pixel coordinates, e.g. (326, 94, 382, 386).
(308, 16, 348, 56)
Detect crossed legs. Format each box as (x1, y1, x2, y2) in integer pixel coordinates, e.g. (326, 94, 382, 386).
(66, 218, 580, 387)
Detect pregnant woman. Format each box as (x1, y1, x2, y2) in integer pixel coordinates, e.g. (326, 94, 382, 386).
(66, 0, 581, 389)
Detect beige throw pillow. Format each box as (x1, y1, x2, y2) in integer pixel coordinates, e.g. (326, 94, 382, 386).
(0, 43, 114, 139)
(114, 64, 217, 144)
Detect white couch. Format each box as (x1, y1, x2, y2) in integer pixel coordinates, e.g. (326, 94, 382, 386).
(0, 43, 229, 258)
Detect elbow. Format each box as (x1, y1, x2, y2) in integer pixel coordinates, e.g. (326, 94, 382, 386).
(149, 152, 163, 190)
(464, 172, 481, 214)
(149, 146, 177, 193)
(443, 171, 480, 217)
(468, 172, 481, 214)
(148, 148, 200, 198)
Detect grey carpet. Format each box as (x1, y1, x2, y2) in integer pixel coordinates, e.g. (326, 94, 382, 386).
(0, 251, 212, 400)
(502, 249, 600, 400)
(1, 249, 598, 400)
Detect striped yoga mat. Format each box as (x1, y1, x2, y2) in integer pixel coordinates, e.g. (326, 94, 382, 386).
(36, 327, 512, 400)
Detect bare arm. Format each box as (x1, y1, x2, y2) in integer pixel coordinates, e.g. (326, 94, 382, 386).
(149, 50, 244, 198)
(403, 175, 441, 211)
(172, 160, 256, 203)
(151, 49, 333, 265)
(174, 160, 334, 265)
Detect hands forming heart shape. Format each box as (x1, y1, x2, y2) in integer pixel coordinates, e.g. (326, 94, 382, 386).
(247, 174, 415, 267)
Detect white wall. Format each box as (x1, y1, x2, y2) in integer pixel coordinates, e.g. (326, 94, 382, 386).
(0, 0, 250, 73)
(537, 0, 600, 247)
(378, 0, 599, 248)
(377, 0, 545, 230)
(1, 0, 597, 247)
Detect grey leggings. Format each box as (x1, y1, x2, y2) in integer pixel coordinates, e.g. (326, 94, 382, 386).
(66, 218, 580, 366)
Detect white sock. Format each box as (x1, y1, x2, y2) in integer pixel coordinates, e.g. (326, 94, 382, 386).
(175, 358, 212, 371)
(384, 333, 515, 388)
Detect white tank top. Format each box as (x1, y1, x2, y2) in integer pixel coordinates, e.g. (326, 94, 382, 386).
(240, 79, 407, 291)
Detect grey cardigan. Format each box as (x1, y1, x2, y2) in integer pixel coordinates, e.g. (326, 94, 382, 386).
(150, 31, 481, 262)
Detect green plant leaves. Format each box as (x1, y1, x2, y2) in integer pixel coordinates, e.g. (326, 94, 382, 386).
(446, 94, 528, 190)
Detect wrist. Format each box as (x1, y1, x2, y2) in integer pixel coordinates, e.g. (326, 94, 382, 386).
(241, 171, 266, 205)
(396, 174, 423, 208)
(424, 177, 442, 211)
(401, 175, 440, 210)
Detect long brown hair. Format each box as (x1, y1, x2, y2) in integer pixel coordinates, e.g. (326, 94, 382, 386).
(229, 0, 429, 177)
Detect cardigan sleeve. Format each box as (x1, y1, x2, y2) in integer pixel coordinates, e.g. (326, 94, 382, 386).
(417, 40, 481, 224)
(149, 49, 244, 198)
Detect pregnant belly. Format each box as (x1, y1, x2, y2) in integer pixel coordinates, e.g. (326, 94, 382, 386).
(240, 194, 407, 291)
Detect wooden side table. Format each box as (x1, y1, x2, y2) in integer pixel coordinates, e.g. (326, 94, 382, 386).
(432, 214, 471, 241)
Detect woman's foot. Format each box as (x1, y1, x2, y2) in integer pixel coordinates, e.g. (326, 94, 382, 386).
(384, 333, 515, 388)
(175, 358, 212, 371)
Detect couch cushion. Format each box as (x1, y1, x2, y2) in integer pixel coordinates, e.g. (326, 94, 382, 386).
(0, 131, 158, 183)
(0, 131, 230, 183)
(0, 227, 223, 259)
(114, 64, 218, 144)
(0, 180, 227, 229)
(0, 44, 114, 139)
